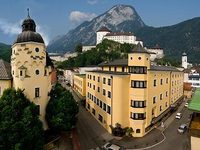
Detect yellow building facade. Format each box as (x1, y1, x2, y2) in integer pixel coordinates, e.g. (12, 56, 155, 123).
(10, 13, 53, 129)
(86, 45, 184, 137)
(73, 74, 86, 97)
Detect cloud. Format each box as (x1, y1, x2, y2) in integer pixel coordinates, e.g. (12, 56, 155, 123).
(0, 18, 50, 45)
(0, 19, 21, 36)
(87, 0, 98, 5)
(37, 25, 50, 45)
(69, 11, 96, 24)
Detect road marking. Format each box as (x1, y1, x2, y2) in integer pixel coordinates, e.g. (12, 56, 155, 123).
(127, 131, 166, 150)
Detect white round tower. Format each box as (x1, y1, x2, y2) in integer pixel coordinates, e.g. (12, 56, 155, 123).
(96, 27, 111, 45)
(182, 52, 188, 69)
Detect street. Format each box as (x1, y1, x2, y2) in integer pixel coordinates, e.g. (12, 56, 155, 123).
(63, 82, 192, 150)
(150, 106, 192, 150)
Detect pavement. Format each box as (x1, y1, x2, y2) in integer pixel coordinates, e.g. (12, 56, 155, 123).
(62, 82, 191, 150)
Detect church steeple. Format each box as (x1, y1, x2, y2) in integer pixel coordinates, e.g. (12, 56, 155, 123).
(22, 8, 36, 32)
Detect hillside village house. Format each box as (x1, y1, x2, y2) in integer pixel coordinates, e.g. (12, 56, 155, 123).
(0, 13, 54, 129)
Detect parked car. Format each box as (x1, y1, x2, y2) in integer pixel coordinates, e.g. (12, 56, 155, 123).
(185, 102, 189, 107)
(177, 124, 187, 134)
(176, 113, 182, 119)
(102, 142, 123, 150)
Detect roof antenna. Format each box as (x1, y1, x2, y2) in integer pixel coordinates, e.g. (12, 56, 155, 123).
(27, 8, 30, 18)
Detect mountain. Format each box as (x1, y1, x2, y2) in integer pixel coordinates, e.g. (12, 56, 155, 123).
(47, 4, 146, 52)
(0, 43, 11, 62)
(48, 4, 200, 63)
(136, 17, 200, 63)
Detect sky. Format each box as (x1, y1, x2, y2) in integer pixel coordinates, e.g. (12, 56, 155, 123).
(0, 0, 200, 45)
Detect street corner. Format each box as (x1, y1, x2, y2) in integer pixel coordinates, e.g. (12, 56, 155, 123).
(109, 128, 165, 149)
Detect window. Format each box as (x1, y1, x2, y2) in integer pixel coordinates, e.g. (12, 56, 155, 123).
(166, 78, 168, 83)
(107, 106, 111, 114)
(35, 88, 40, 98)
(160, 79, 163, 85)
(154, 79, 156, 86)
(35, 69, 39, 75)
(35, 47, 39, 52)
(20, 70, 23, 76)
(114, 67, 117, 72)
(100, 101, 102, 108)
(92, 108, 96, 115)
(87, 103, 90, 110)
(166, 91, 168, 97)
(13, 70, 14, 75)
(103, 89, 106, 96)
(94, 97, 96, 103)
(98, 77, 100, 82)
(129, 66, 147, 74)
(103, 78, 106, 84)
(87, 74, 89, 79)
(108, 79, 111, 85)
(97, 99, 99, 106)
(98, 114, 103, 123)
(98, 87, 100, 92)
(131, 80, 147, 88)
(122, 67, 125, 72)
(88, 82, 89, 87)
(160, 106, 162, 111)
(44, 69, 47, 76)
(130, 112, 146, 120)
(131, 100, 146, 108)
(109, 67, 111, 71)
(108, 91, 111, 98)
(160, 94, 163, 100)
(136, 129, 140, 133)
(165, 102, 168, 107)
(153, 97, 156, 104)
(103, 103, 106, 111)
(93, 76, 95, 81)
(93, 85, 95, 90)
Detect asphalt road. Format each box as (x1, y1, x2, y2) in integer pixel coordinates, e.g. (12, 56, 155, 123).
(62, 82, 192, 150)
(150, 107, 192, 150)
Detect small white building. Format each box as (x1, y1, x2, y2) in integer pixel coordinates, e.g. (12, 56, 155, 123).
(63, 66, 99, 86)
(184, 69, 200, 88)
(147, 45, 164, 61)
(82, 46, 96, 52)
(49, 52, 78, 62)
(96, 27, 143, 46)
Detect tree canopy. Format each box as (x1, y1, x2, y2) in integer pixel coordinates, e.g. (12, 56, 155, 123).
(0, 88, 44, 150)
(45, 83, 79, 132)
(57, 39, 136, 69)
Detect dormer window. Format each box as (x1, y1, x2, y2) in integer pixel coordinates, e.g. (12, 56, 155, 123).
(18, 65, 27, 79)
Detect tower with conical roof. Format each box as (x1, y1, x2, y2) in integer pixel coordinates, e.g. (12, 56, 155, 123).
(182, 52, 188, 69)
(11, 9, 52, 129)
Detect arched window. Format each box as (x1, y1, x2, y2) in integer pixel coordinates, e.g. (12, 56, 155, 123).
(35, 70, 39, 75)
(136, 129, 140, 133)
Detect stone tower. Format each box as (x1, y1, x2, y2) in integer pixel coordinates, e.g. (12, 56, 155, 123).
(11, 10, 53, 129)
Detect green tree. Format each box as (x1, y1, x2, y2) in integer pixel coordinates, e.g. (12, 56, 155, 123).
(0, 88, 44, 150)
(74, 43, 82, 53)
(46, 83, 79, 132)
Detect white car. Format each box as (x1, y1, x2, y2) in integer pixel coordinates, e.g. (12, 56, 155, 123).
(177, 124, 187, 134)
(176, 113, 182, 119)
(185, 102, 189, 107)
(102, 142, 122, 150)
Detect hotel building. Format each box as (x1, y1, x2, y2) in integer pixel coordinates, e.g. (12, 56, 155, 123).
(85, 44, 184, 137)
